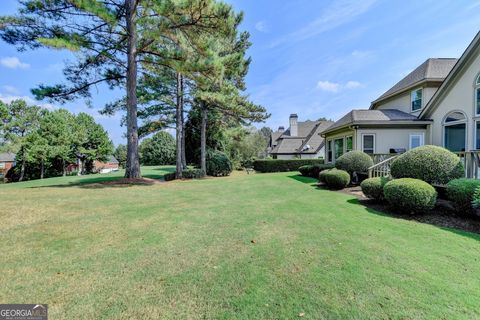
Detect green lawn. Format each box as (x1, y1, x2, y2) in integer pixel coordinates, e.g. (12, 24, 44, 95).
(1, 168, 480, 319)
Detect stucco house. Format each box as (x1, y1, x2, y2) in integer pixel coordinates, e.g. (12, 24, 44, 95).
(268, 114, 333, 159)
(322, 31, 480, 168)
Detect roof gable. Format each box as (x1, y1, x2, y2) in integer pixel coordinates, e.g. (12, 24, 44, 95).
(420, 31, 480, 118)
(371, 58, 457, 108)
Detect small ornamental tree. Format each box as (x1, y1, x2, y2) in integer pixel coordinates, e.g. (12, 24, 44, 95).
(140, 131, 176, 166)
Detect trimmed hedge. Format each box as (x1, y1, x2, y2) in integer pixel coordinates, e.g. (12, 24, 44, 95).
(182, 168, 206, 179)
(207, 151, 232, 177)
(360, 176, 391, 201)
(319, 169, 331, 184)
(384, 178, 437, 214)
(472, 187, 480, 209)
(446, 178, 480, 213)
(298, 164, 334, 178)
(390, 145, 463, 185)
(163, 168, 206, 181)
(335, 151, 373, 174)
(254, 159, 325, 173)
(323, 169, 350, 190)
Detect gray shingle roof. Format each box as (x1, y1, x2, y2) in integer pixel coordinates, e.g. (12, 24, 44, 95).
(270, 120, 334, 154)
(373, 58, 457, 104)
(323, 109, 421, 134)
(0, 152, 15, 162)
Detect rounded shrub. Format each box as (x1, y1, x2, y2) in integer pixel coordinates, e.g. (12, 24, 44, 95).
(335, 151, 374, 174)
(390, 145, 463, 185)
(182, 168, 206, 179)
(206, 151, 232, 177)
(446, 178, 480, 213)
(384, 178, 437, 214)
(319, 168, 331, 184)
(323, 169, 351, 190)
(360, 176, 391, 201)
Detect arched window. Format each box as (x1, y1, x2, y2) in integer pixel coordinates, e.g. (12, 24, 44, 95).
(443, 111, 467, 152)
(476, 74, 480, 115)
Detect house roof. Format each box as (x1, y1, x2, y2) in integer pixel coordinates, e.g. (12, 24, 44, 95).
(0, 152, 15, 162)
(270, 131, 283, 146)
(108, 155, 119, 163)
(322, 109, 426, 135)
(420, 31, 480, 118)
(270, 120, 333, 154)
(371, 58, 457, 107)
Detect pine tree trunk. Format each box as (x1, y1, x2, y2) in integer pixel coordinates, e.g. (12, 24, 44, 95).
(62, 158, 66, 177)
(200, 105, 208, 173)
(19, 157, 25, 182)
(175, 72, 183, 179)
(40, 159, 44, 179)
(124, 0, 141, 179)
(180, 75, 187, 169)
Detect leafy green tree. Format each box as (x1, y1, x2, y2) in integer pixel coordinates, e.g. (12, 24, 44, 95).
(38, 109, 75, 176)
(113, 144, 128, 169)
(73, 113, 113, 175)
(24, 130, 50, 179)
(140, 131, 176, 166)
(0, 100, 41, 181)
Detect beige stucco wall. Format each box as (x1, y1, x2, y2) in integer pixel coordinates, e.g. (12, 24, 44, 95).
(375, 86, 439, 116)
(428, 46, 480, 151)
(355, 128, 427, 154)
(323, 129, 355, 162)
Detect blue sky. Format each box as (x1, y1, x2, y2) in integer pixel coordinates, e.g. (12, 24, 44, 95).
(0, 0, 479, 145)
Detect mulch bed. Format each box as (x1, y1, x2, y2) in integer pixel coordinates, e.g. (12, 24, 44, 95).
(338, 185, 480, 235)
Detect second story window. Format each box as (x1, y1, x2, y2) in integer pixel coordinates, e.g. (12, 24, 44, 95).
(411, 88, 422, 112)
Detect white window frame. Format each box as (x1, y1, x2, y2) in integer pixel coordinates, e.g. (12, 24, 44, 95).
(442, 110, 468, 152)
(0, 162, 5, 169)
(475, 74, 480, 116)
(409, 133, 424, 150)
(411, 88, 423, 112)
(333, 137, 345, 160)
(326, 140, 333, 163)
(345, 135, 353, 153)
(361, 134, 375, 154)
(475, 120, 480, 150)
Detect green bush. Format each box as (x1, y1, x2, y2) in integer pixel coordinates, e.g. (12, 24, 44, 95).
(390, 145, 463, 185)
(446, 178, 480, 213)
(384, 178, 437, 214)
(298, 164, 334, 178)
(254, 159, 326, 173)
(323, 169, 350, 190)
(472, 187, 480, 209)
(207, 151, 232, 177)
(335, 151, 374, 174)
(182, 168, 206, 179)
(319, 169, 331, 184)
(164, 172, 176, 181)
(360, 176, 391, 201)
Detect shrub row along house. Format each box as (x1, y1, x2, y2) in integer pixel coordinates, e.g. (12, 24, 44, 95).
(321, 31, 480, 175)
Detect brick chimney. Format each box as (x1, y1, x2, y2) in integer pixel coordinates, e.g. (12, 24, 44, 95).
(289, 114, 298, 136)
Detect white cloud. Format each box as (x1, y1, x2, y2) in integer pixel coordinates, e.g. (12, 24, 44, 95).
(0, 93, 57, 110)
(316, 81, 340, 93)
(316, 80, 363, 93)
(270, 0, 378, 47)
(345, 81, 362, 89)
(255, 21, 269, 33)
(0, 57, 30, 69)
(2, 85, 19, 94)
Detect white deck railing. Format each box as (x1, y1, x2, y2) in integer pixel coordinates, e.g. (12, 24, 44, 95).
(367, 155, 398, 178)
(455, 151, 480, 179)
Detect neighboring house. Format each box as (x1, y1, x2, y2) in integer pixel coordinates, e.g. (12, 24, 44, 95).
(0, 152, 15, 179)
(94, 156, 119, 174)
(322, 31, 480, 165)
(268, 114, 334, 159)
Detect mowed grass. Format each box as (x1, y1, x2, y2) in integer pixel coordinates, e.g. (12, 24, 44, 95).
(1, 168, 480, 319)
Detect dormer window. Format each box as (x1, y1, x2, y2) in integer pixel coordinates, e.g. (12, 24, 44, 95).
(476, 75, 480, 115)
(411, 88, 422, 112)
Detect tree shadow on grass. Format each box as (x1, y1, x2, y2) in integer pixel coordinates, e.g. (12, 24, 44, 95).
(287, 174, 318, 185)
(346, 198, 480, 241)
(28, 174, 166, 189)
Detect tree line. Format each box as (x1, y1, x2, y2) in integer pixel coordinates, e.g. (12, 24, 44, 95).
(0, 0, 270, 179)
(0, 100, 112, 181)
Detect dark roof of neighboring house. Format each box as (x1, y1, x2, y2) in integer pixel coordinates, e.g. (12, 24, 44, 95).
(0, 152, 15, 162)
(108, 155, 119, 164)
(322, 109, 425, 135)
(270, 131, 283, 146)
(270, 120, 334, 154)
(371, 58, 457, 106)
